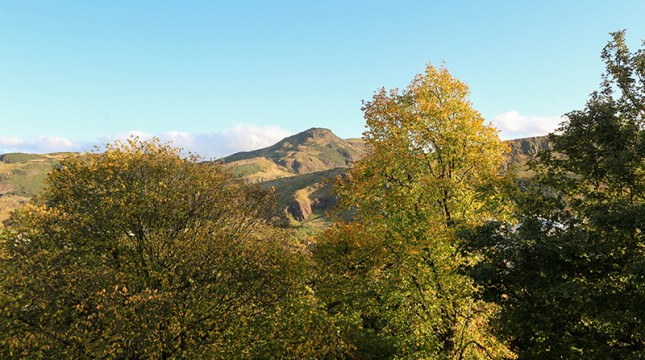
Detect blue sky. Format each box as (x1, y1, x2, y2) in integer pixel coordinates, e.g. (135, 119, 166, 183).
(1, 1, 644, 157)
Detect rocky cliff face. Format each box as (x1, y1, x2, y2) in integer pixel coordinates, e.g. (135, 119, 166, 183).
(506, 135, 551, 158)
(258, 167, 345, 222)
(503, 135, 551, 171)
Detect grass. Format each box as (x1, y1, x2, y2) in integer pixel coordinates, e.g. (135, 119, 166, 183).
(224, 157, 294, 182)
(0, 153, 44, 163)
(229, 162, 262, 177)
(0, 153, 70, 226)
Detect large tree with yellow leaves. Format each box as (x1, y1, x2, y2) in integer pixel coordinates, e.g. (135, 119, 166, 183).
(315, 64, 514, 359)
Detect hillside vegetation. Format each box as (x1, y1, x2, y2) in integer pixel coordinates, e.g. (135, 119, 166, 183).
(0, 132, 549, 227)
(250, 133, 549, 224)
(0, 153, 70, 224)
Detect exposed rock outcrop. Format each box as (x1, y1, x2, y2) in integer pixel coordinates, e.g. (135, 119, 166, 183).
(504, 135, 552, 170)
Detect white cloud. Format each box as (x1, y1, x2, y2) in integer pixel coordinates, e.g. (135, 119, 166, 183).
(0, 124, 293, 158)
(0, 136, 24, 147)
(0, 135, 82, 154)
(491, 110, 565, 139)
(37, 136, 79, 151)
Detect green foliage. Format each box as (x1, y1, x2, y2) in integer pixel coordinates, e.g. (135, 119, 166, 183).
(465, 30, 645, 358)
(0, 138, 341, 358)
(314, 64, 514, 359)
(228, 161, 262, 177)
(312, 142, 356, 165)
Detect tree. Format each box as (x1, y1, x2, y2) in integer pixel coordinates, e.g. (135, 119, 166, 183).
(314, 64, 514, 359)
(0, 138, 339, 359)
(464, 30, 645, 358)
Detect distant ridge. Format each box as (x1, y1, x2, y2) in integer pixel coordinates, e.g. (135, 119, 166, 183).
(223, 130, 550, 223)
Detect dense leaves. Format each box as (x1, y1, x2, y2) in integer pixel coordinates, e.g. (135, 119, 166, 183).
(0, 139, 338, 359)
(315, 65, 514, 359)
(465, 31, 645, 358)
(1, 31, 642, 360)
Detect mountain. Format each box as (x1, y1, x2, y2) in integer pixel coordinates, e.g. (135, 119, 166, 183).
(224, 130, 551, 225)
(252, 134, 551, 224)
(221, 128, 367, 182)
(0, 130, 551, 228)
(220, 128, 368, 224)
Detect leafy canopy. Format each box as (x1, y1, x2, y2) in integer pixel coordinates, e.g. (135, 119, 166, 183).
(0, 138, 336, 359)
(315, 64, 514, 359)
(464, 30, 645, 359)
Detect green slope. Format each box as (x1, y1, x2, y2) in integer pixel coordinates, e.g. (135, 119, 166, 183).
(0, 153, 71, 225)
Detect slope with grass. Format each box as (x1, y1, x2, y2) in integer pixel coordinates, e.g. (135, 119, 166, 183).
(0, 153, 70, 225)
(221, 128, 367, 182)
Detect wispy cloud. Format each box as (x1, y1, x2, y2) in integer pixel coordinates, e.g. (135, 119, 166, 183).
(106, 124, 292, 159)
(492, 110, 565, 139)
(0, 135, 82, 154)
(0, 124, 293, 158)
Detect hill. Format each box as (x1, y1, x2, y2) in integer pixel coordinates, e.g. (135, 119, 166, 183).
(0, 153, 70, 225)
(0, 131, 550, 228)
(221, 128, 367, 182)
(505, 135, 551, 166)
(260, 167, 346, 221)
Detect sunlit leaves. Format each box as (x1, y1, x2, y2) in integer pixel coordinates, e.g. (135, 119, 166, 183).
(315, 64, 514, 359)
(0, 138, 335, 358)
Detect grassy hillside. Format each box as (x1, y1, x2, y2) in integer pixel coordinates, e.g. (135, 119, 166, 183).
(260, 167, 346, 220)
(0, 153, 71, 225)
(221, 128, 367, 182)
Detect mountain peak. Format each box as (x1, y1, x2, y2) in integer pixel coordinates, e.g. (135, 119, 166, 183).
(277, 128, 339, 147)
(302, 127, 335, 137)
(222, 128, 366, 180)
